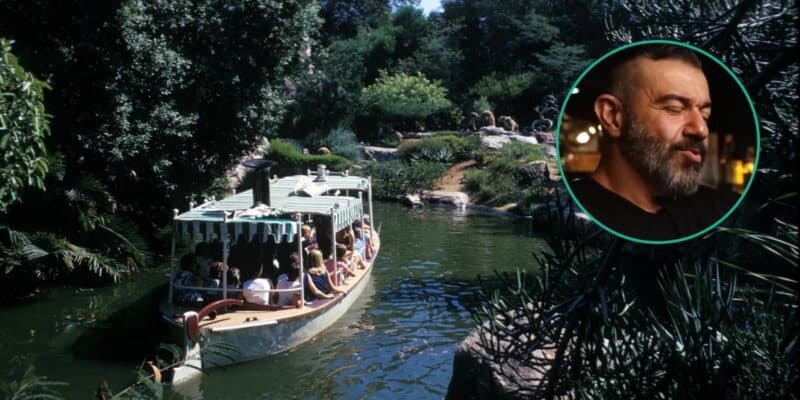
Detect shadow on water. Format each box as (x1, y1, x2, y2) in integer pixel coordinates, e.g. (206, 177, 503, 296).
(71, 283, 171, 361)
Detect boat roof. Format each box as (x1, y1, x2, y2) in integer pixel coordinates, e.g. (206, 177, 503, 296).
(174, 174, 369, 241)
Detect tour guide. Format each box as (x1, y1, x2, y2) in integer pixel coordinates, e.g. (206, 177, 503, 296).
(568, 44, 737, 241)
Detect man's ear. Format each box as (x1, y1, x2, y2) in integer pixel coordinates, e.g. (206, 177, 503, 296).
(594, 94, 624, 138)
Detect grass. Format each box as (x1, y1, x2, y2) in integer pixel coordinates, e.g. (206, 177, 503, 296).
(266, 139, 352, 176)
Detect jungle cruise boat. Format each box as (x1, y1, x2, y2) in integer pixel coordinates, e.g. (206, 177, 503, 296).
(160, 161, 379, 384)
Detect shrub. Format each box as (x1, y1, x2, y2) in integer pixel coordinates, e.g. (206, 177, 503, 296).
(463, 169, 519, 205)
(469, 208, 799, 398)
(463, 142, 552, 208)
(305, 126, 362, 161)
(266, 139, 352, 176)
(411, 144, 454, 164)
(425, 107, 464, 131)
(469, 72, 537, 101)
(360, 71, 452, 131)
(496, 142, 548, 163)
(471, 96, 493, 114)
(362, 160, 446, 198)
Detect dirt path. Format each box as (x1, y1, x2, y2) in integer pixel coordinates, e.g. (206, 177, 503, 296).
(434, 159, 476, 192)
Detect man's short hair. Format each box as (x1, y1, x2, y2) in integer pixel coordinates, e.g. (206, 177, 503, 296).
(603, 44, 703, 98)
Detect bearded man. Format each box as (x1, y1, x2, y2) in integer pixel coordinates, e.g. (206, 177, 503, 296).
(568, 44, 736, 240)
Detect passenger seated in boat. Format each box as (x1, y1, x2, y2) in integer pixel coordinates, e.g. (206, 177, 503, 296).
(353, 227, 368, 259)
(352, 221, 372, 260)
(227, 267, 241, 288)
(325, 244, 355, 282)
(241, 266, 273, 305)
(341, 230, 368, 270)
(203, 261, 224, 297)
(194, 242, 212, 278)
(301, 224, 317, 248)
(273, 255, 302, 308)
(304, 249, 343, 302)
(174, 253, 204, 304)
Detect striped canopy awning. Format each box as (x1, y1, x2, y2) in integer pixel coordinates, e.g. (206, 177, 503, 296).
(174, 174, 366, 241)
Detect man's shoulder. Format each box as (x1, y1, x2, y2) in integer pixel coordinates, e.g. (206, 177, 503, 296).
(681, 185, 739, 213)
(568, 176, 626, 205)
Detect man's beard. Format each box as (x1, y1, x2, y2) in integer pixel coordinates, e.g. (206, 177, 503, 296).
(619, 118, 706, 197)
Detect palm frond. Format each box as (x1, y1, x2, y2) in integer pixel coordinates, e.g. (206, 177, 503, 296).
(0, 365, 67, 400)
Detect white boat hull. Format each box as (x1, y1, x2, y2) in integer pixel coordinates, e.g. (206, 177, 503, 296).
(203, 265, 372, 367)
(170, 253, 377, 385)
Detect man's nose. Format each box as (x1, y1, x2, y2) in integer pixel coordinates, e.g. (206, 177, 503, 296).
(684, 108, 709, 140)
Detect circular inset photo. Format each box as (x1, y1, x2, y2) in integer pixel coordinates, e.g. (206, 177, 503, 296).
(556, 40, 759, 244)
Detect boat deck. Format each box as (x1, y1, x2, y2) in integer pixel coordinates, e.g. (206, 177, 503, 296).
(163, 231, 380, 332)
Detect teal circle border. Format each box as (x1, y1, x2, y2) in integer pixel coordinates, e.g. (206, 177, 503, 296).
(555, 39, 761, 245)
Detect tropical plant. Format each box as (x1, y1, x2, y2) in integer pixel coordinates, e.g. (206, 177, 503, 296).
(0, 365, 66, 400)
(467, 199, 798, 398)
(0, 166, 150, 300)
(0, 38, 51, 213)
(411, 144, 455, 164)
(398, 134, 480, 161)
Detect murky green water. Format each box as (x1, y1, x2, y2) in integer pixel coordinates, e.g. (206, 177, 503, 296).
(0, 202, 547, 399)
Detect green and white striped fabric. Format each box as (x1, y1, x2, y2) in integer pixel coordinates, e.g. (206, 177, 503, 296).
(174, 175, 366, 241)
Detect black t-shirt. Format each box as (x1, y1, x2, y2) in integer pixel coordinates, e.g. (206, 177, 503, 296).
(569, 177, 738, 241)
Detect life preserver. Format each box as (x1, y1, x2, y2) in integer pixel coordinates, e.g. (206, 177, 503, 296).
(184, 298, 244, 344)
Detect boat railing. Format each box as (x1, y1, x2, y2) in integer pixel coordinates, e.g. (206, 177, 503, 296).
(171, 282, 302, 294)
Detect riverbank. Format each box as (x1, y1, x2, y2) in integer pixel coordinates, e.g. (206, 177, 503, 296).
(350, 129, 567, 220)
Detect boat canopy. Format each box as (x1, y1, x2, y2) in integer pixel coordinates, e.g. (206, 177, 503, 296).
(174, 175, 367, 242)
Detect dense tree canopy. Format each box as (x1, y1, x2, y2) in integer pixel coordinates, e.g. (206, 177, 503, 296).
(1, 0, 322, 222)
(0, 39, 51, 212)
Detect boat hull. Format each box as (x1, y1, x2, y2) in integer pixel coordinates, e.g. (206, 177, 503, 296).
(203, 265, 373, 367)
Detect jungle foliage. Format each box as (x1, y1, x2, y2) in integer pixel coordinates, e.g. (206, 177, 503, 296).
(464, 142, 550, 208)
(0, 39, 51, 213)
(468, 1, 799, 397)
(362, 160, 447, 199)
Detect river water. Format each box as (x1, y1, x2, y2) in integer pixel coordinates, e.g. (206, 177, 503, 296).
(0, 202, 547, 399)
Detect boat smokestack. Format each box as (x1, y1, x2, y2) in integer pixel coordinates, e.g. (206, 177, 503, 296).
(241, 159, 278, 207)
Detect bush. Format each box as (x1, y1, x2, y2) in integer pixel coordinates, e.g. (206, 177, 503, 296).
(360, 71, 452, 132)
(471, 96, 493, 114)
(398, 134, 480, 161)
(305, 126, 362, 161)
(468, 72, 538, 119)
(266, 139, 352, 176)
(362, 160, 446, 198)
(463, 169, 519, 205)
(468, 72, 537, 101)
(424, 107, 464, 131)
(470, 211, 799, 398)
(463, 142, 552, 208)
(496, 142, 548, 163)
